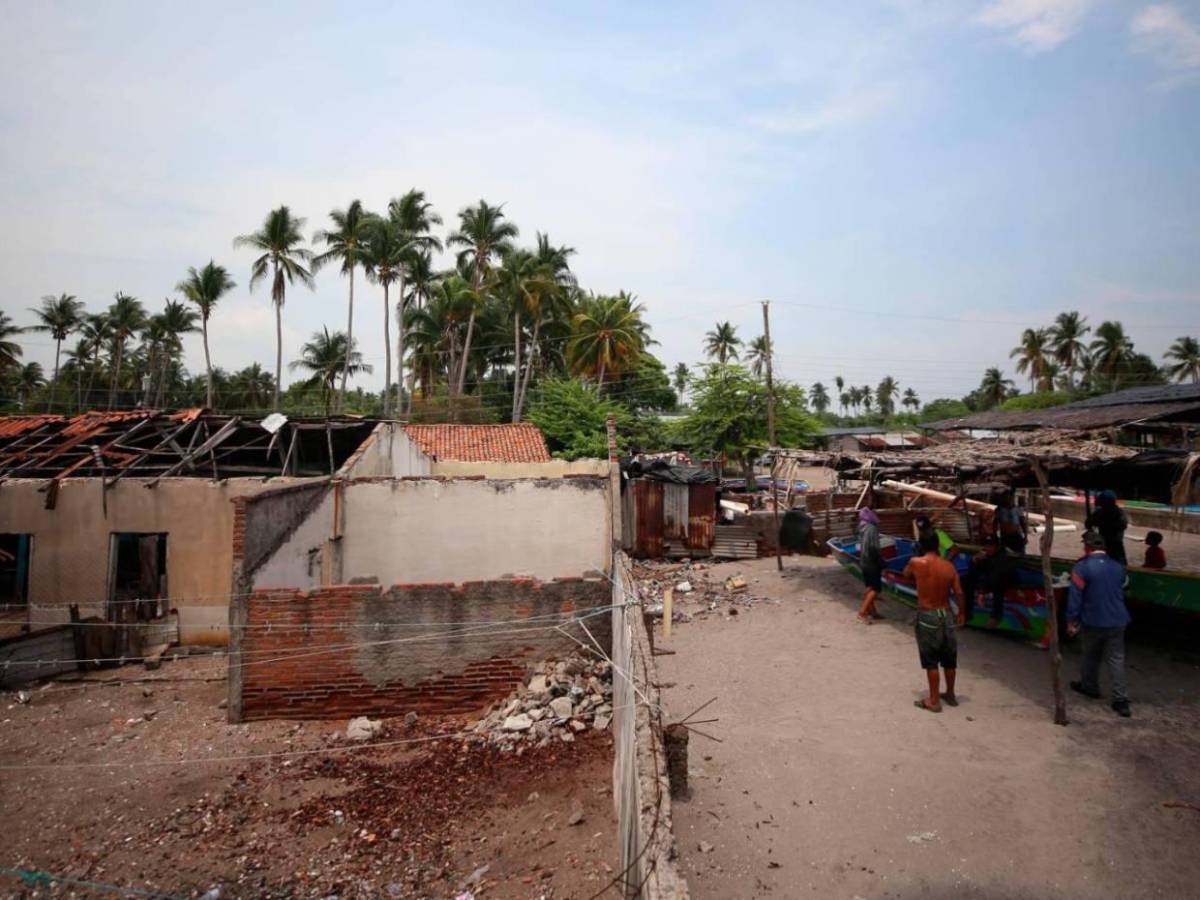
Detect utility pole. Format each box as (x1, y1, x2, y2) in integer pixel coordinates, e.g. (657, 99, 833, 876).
(762, 301, 776, 447)
(762, 300, 782, 571)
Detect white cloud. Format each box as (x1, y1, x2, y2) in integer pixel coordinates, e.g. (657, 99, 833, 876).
(1132, 4, 1200, 88)
(747, 82, 901, 136)
(975, 0, 1095, 52)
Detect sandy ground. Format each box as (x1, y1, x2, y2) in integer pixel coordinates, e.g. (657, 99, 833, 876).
(0, 658, 618, 898)
(653, 556, 1200, 900)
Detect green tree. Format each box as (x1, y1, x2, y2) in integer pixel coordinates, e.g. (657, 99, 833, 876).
(0, 310, 25, 374)
(608, 353, 676, 413)
(1164, 336, 1200, 384)
(672, 363, 690, 405)
(104, 293, 147, 409)
(876, 376, 899, 416)
(745, 335, 771, 378)
(1089, 320, 1134, 389)
(810, 381, 831, 414)
(920, 398, 970, 421)
(177, 261, 236, 409)
(568, 293, 647, 385)
(12, 362, 45, 410)
(28, 293, 84, 411)
(977, 367, 1016, 409)
(79, 313, 111, 411)
(1049, 311, 1089, 390)
(229, 363, 275, 410)
(1010, 327, 1052, 392)
(312, 199, 372, 412)
(528, 377, 625, 460)
(704, 321, 741, 363)
(902, 387, 920, 411)
(679, 364, 819, 478)
(289, 328, 373, 416)
(447, 200, 519, 397)
(388, 191, 443, 415)
(834, 375, 845, 413)
(146, 299, 198, 407)
(235, 205, 315, 411)
(362, 215, 409, 417)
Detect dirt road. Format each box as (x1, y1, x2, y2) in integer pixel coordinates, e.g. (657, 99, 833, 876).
(655, 556, 1200, 900)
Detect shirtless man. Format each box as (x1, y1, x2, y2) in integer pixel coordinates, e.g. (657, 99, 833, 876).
(902, 532, 966, 713)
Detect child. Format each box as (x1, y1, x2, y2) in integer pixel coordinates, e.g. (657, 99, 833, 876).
(1143, 531, 1167, 569)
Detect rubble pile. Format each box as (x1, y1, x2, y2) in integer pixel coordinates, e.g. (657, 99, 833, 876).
(633, 559, 778, 623)
(471, 654, 614, 750)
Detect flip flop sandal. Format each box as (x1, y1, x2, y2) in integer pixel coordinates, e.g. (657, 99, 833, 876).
(914, 700, 942, 713)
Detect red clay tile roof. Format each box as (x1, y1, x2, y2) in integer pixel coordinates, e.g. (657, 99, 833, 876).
(403, 423, 552, 463)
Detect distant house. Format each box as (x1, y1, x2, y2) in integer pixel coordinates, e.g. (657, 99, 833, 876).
(818, 427, 931, 453)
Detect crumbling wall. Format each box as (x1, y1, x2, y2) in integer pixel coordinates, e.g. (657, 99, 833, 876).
(339, 422, 432, 478)
(611, 553, 689, 899)
(228, 578, 610, 722)
(431, 459, 609, 478)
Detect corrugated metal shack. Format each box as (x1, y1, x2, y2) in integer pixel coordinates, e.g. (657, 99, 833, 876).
(621, 460, 718, 559)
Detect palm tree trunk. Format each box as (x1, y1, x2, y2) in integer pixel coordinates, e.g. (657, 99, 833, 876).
(457, 309, 476, 397)
(202, 317, 214, 410)
(143, 350, 156, 407)
(511, 311, 521, 422)
(48, 338, 62, 413)
(76, 367, 83, 414)
(339, 267, 354, 413)
(273, 286, 283, 413)
(515, 317, 541, 423)
(382, 281, 392, 417)
(397, 273, 407, 418)
(109, 340, 123, 410)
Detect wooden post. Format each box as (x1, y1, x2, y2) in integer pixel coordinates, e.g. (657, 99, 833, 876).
(772, 454, 783, 571)
(1033, 458, 1069, 726)
(762, 301, 776, 447)
(663, 586, 674, 640)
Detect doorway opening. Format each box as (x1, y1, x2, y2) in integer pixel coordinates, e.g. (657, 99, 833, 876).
(0, 534, 31, 608)
(107, 533, 168, 622)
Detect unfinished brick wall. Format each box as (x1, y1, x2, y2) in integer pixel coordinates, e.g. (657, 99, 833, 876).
(228, 578, 610, 722)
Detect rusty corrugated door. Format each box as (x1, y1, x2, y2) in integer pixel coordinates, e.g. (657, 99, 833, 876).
(687, 483, 716, 550)
(631, 479, 664, 558)
(663, 483, 689, 542)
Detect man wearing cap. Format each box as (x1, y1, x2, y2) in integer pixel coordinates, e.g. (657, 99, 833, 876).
(1067, 529, 1132, 718)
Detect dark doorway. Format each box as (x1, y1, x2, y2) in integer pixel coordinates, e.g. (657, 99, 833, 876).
(0, 534, 31, 607)
(108, 533, 168, 622)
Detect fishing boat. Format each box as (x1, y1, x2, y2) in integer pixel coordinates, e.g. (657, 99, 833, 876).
(827, 535, 1066, 647)
(1011, 555, 1200, 618)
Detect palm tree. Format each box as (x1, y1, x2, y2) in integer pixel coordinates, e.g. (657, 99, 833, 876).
(235, 205, 316, 412)
(876, 376, 899, 416)
(177, 261, 236, 409)
(1164, 336, 1200, 384)
(362, 215, 408, 417)
(860, 385, 873, 414)
(568, 294, 646, 384)
(902, 387, 920, 412)
(978, 368, 1015, 408)
(151, 300, 198, 406)
(62, 338, 91, 412)
(847, 386, 862, 415)
(105, 293, 147, 409)
(1049, 311, 1089, 390)
(1010, 328, 1052, 392)
(0, 310, 24, 374)
(447, 200, 519, 397)
(312, 200, 371, 412)
(28, 294, 84, 411)
(79, 314, 111, 411)
(673, 363, 690, 405)
(13, 362, 45, 410)
(229, 363, 275, 410)
(387, 191, 443, 415)
(810, 382, 831, 414)
(834, 375, 845, 413)
(502, 243, 571, 422)
(839, 391, 851, 416)
(1089, 321, 1135, 389)
(290, 328, 373, 416)
(704, 321, 741, 363)
(745, 335, 771, 378)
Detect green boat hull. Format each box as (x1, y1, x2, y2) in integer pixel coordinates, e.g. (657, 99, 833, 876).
(1014, 556, 1200, 616)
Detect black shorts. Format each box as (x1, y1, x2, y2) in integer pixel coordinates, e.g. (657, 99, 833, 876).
(862, 565, 883, 591)
(916, 609, 958, 670)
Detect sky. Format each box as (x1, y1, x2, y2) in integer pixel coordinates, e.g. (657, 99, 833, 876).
(1, 0, 1198, 407)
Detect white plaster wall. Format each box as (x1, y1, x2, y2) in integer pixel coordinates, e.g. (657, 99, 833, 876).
(251, 489, 335, 590)
(345, 424, 432, 478)
(431, 459, 608, 478)
(340, 478, 609, 583)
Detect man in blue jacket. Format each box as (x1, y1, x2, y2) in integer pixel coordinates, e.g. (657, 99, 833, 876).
(1067, 530, 1132, 718)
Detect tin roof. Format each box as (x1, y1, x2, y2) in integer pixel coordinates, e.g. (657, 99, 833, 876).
(402, 423, 552, 463)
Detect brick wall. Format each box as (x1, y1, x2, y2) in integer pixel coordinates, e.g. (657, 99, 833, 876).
(229, 578, 611, 722)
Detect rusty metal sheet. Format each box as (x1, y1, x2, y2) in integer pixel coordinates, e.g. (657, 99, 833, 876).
(663, 482, 689, 541)
(687, 483, 716, 550)
(631, 479, 664, 559)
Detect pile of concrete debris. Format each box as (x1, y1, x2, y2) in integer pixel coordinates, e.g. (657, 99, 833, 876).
(634, 559, 777, 623)
(470, 654, 614, 751)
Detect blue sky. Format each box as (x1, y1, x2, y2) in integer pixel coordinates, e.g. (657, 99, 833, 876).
(1, 0, 1198, 404)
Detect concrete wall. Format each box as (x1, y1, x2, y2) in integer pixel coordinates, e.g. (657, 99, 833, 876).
(0, 477, 305, 643)
(431, 458, 609, 478)
(341, 423, 432, 478)
(250, 476, 612, 589)
(229, 578, 611, 721)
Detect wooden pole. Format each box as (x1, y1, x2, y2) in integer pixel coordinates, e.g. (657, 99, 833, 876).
(663, 586, 674, 640)
(762, 301, 776, 447)
(1033, 458, 1069, 726)
(772, 453, 783, 571)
